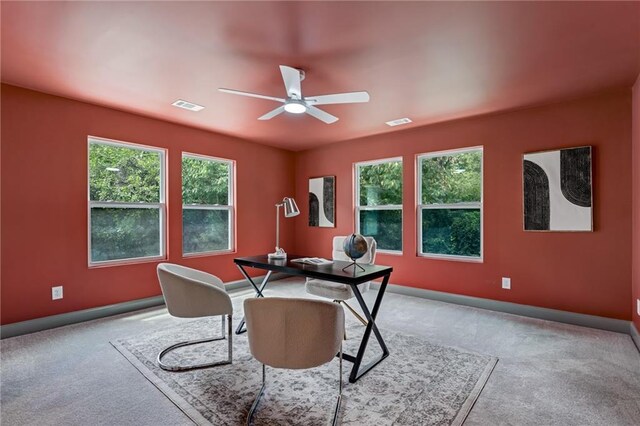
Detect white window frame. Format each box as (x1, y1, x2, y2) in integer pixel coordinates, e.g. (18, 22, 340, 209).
(354, 156, 403, 254)
(182, 152, 235, 257)
(87, 136, 167, 267)
(417, 146, 483, 262)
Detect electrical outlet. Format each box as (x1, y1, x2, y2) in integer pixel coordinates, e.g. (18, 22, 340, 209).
(52, 286, 63, 300)
(501, 277, 511, 290)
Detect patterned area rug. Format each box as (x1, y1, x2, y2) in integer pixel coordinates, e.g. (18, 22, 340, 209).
(112, 315, 497, 425)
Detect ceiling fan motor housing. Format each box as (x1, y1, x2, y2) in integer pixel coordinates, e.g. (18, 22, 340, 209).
(284, 99, 307, 114)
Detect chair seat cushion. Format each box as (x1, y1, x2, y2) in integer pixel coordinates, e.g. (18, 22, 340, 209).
(305, 278, 370, 301)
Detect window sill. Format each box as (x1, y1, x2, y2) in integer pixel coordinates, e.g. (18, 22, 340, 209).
(88, 255, 167, 269)
(376, 249, 403, 256)
(417, 253, 483, 263)
(183, 249, 236, 259)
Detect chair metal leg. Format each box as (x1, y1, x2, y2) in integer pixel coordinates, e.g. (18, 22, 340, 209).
(158, 314, 233, 372)
(228, 313, 233, 363)
(248, 355, 343, 426)
(247, 364, 266, 426)
(332, 344, 343, 426)
(340, 300, 368, 326)
(335, 299, 367, 341)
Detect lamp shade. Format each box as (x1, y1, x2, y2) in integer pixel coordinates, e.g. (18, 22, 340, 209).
(283, 197, 300, 218)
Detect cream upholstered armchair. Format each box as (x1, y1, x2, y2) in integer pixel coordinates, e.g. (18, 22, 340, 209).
(156, 263, 233, 371)
(244, 297, 344, 426)
(305, 236, 377, 326)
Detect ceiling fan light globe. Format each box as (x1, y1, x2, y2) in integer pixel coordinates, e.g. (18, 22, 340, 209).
(284, 101, 307, 114)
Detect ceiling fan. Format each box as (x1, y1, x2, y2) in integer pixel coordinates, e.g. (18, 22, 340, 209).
(218, 65, 370, 124)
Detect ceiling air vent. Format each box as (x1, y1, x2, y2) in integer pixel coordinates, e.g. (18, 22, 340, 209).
(172, 99, 205, 112)
(385, 117, 412, 127)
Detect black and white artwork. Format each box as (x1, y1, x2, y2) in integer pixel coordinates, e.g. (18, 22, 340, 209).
(309, 176, 335, 227)
(523, 146, 592, 231)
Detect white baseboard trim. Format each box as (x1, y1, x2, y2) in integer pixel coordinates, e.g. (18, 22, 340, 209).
(0, 273, 283, 339)
(371, 282, 632, 335)
(631, 323, 640, 353)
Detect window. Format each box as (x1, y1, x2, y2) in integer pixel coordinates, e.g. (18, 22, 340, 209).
(355, 157, 403, 252)
(88, 137, 166, 265)
(417, 147, 483, 260)
(182, 153, 234, 255)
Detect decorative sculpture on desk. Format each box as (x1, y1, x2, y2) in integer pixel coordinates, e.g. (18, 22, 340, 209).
(342, 233, 368, 272)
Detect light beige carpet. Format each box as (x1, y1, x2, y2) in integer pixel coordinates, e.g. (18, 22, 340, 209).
(112, 315, 497, 425)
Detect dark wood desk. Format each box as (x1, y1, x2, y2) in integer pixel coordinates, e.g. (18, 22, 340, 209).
(234, 255, 392, 383)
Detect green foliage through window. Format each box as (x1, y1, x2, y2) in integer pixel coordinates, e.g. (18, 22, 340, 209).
(183, 209, 230, 254)
(182, 155, 233, 255)
(88, 139, 165, 264)
(422, 209, 480, 257)
(91, 208, 161, 262)
(359, 209, 402, 252)
(357, 159, 403, 251)
(182, 156, 230, 205)
(422, 151, 481, 204)
(89, 143, 161, 203)
(358, 161, 403, 206)
(419, 149, 482, 258)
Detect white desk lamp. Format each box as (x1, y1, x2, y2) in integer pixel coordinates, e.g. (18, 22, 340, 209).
(268, 197, 300, 259)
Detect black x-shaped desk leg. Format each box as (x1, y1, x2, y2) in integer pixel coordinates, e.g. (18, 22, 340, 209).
(341, 273, 390, 383)
(235, 265, 272, 335)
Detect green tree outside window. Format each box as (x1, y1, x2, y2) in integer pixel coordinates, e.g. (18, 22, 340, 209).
(357, 159, 403, 252)
(182, 155, 233, 255)
(88, 140, 164, 263)
(419, 149, 482, 259)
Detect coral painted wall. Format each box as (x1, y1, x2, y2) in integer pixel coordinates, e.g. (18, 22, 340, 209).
(293, 90, 633, 320)
(1, 84, 295, 324)
(632, 75, 640, 331)
(1, 84, 635, 326)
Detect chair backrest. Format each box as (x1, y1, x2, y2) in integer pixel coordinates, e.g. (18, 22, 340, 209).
(157, 263, 232, 318)
(244, 297, 344, 370)
(332, 236, 377, 264)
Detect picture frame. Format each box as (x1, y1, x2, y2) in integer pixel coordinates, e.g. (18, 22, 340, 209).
(308, 176, 335, 227)
(523, 146, 593, 232)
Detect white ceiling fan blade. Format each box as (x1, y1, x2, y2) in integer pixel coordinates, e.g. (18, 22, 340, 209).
(279, 65, 302, 99)
(305, 91, 370, 105)
(305, 106, 339, 124)
(258, 105, 286, 120)
(218, 88, 285, 103)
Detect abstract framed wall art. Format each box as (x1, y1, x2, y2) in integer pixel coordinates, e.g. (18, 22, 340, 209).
(523, 146, 592, 231)
(308, 176, 335, 227)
